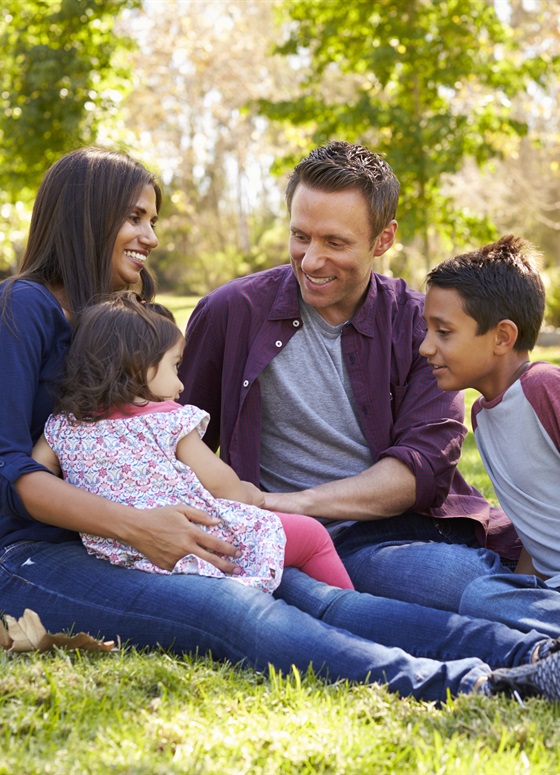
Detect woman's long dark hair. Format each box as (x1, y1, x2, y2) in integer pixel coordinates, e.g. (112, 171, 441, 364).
(2, 146, 161, 317)
(55, 292, 182, 421)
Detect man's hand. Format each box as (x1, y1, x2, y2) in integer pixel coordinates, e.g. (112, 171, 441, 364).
(241, 481, 266, 508)
(262, 458, 416, 522)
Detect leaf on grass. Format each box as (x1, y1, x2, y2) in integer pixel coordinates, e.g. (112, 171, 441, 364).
(2, 609, 116, 653)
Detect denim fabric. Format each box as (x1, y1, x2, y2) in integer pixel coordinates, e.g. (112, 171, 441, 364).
(276, 569, 545, 669)
(0, 540, 492, 702)
(459, 573, 560, 638)
(335, 514, 505, 611)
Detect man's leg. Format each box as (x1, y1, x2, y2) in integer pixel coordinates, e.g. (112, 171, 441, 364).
(335, 514, 505, 611)
(276, 568, 550, 668)
(459, 574, 560, 637)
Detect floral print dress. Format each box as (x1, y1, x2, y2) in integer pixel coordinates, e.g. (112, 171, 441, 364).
(43, 401, 285, 593)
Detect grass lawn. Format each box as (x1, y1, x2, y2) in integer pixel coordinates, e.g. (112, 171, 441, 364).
(2, 300, 559, 773)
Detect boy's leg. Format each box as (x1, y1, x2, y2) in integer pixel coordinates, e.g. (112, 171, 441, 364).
(277, 512, 354, 589)
(459, 574, 560, 637)
(275, 568, 549, 669)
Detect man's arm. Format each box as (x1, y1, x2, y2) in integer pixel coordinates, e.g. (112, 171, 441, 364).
(263, 456, 416, 519)
(179, 295, 223, 453)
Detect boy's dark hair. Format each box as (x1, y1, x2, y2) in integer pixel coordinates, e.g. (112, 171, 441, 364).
(55, 292, 182, 421)
(425, 235, 545, 350)
(285, 141, 400, 244)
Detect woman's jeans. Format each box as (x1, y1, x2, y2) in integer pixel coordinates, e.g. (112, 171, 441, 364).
(0, 540, 551, 702)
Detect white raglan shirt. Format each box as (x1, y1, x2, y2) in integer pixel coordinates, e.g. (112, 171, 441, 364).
(472, 362, 560, 587)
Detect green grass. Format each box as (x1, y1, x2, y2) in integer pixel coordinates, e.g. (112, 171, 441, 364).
(3, 301, 559, 772)
(2, 649, 560, 774)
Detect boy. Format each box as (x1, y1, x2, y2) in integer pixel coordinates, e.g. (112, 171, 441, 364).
(421, 234, 560, 590)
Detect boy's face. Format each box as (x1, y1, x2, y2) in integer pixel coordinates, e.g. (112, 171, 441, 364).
(420, 286, 500, 399)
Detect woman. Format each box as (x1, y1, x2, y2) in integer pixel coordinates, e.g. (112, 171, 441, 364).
(0, 146, 558, 703)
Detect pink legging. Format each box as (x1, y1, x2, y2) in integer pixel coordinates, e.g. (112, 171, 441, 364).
(276, 512, 354, 590)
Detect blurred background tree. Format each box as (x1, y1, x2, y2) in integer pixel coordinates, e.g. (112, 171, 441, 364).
(0, 0, 140, 273)
(259, 0, 560, 284)
(1, 0, 560, 324)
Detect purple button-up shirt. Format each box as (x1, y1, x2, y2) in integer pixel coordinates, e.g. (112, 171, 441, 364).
(180, 265, 520, 559)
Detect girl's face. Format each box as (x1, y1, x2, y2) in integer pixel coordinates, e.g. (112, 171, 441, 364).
(111, 185, 159, 291)
(146, 336, 185, 402)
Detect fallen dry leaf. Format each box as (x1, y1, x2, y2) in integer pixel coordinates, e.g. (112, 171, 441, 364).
(0, 617, 12, 649)
(2, 609, 116, 653)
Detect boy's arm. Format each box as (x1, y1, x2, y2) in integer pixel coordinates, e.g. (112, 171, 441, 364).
(176, 430, 262, 506)
(515, 546, 537, 576)
(31, 435, 62, 477)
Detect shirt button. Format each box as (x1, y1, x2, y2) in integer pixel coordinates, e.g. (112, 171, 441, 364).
(293, 320, 300, 328)
(275, 340, 282, 347)
(243, 380, 249, 388)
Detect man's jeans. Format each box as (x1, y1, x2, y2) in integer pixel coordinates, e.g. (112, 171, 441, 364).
(335, 514, 506, 610)
(1, 540, 551, 701)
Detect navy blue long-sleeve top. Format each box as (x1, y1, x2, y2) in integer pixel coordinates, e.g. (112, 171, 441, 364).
(0, 280, 77, 549)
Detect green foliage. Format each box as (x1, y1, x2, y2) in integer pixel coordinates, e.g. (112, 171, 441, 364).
(0, 0, 140, 199)
(544, 270, 560, 328)
(261, 0, 560, 269)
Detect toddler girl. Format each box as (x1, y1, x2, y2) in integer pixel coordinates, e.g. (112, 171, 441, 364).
(32, 292, 353, 593)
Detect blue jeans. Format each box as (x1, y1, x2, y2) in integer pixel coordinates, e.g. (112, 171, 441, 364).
(0, 540, 545, 702)
(335, 514, 506, 610)
(459, 574, 560, 638)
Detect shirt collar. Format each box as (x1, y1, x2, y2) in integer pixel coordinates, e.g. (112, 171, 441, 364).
(267, 265, 379, 337)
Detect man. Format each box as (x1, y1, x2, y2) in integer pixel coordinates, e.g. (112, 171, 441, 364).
(179, 141, 518, 612)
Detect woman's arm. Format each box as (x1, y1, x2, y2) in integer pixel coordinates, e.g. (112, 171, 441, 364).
(15, 470, 241, 572)
(176, 429, 262, 506)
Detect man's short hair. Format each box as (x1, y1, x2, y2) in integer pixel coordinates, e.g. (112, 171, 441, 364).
(286, 141, 400, 243)
(425, 235, 546, 350)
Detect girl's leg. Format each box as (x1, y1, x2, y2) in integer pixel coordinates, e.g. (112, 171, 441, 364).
(0, 539, 488, 702)
(277, 512, 354, 589)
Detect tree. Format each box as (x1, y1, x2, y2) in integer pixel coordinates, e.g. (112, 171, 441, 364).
(119, 0, 298, 293)
(0, 0, 140, 198)
(260, 0, 560, 276)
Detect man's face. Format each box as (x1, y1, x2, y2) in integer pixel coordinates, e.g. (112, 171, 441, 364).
(289, 184, 394, 326)
(420, 285, 499, 399)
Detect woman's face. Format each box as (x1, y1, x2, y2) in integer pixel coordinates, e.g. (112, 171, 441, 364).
(111, 185, 159, 291)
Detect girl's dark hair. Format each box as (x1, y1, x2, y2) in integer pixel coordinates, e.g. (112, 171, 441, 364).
(55, 292, 183, 421)
(3, 146, 161, 317)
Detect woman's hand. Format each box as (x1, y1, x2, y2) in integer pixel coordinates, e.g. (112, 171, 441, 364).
(121, 504, 243, 573)
(17, 472, 242, 574)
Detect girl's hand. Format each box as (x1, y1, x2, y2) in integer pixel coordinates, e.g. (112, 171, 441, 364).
(121, 504, 242, 573)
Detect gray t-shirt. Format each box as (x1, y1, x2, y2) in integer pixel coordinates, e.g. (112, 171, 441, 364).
(259, 299, 373, 499)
